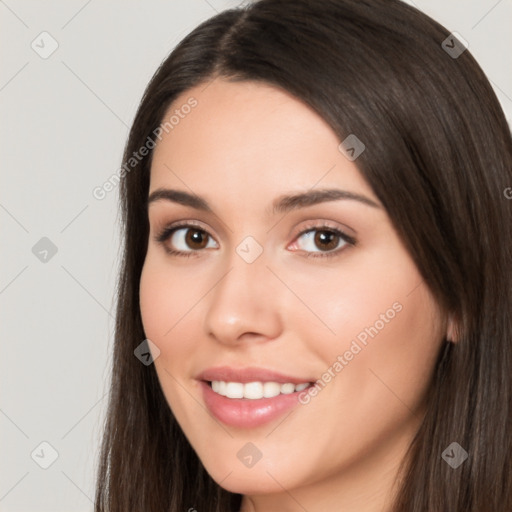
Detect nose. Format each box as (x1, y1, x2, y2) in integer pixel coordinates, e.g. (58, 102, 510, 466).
(203, 247, 283, 346)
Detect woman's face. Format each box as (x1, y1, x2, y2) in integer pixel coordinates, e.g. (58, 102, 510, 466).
(139, 78, 448, 505)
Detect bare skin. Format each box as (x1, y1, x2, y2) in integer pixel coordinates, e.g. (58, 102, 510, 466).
(139, 77, 456, 512)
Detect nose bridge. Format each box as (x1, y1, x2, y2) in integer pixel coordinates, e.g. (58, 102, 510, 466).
(203, 240, 282, 344)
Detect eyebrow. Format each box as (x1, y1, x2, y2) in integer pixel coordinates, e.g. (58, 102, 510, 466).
(147, 187, 381, 214)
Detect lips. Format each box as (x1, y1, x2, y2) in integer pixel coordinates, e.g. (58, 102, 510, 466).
(196, 366, 315, 428)
(196, 366, 314, 385)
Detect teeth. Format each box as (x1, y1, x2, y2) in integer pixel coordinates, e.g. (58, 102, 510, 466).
(210, 380, 310, 399)
(244, 381, 263, 399)
(280, 383, 296, 394)
(225, 382, 244, 398)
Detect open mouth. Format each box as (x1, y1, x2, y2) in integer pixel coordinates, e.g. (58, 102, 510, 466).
(205, 380, 315, 400)
(199, 378, 316, 428)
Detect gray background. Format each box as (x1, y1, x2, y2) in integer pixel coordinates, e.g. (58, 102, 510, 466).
(1, 1, 510, 510)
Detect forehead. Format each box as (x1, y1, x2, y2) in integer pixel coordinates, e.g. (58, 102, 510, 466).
(149, 78, 376, 206)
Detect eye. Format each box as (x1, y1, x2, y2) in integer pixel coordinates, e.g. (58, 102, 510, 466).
(155, 222, 218, 258)
(289, 224, 356, 259)
(154, 221, 356, 259)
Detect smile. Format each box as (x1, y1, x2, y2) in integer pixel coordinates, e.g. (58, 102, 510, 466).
(200, 380, 315, 428)
(210, 380, 311, 399)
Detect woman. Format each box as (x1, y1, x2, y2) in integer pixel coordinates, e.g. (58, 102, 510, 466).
(95, 0, 512, 510)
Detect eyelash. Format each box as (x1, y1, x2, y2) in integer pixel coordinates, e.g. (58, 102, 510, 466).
(154, 221, 357, 259)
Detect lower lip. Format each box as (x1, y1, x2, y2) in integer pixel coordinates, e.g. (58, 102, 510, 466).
(199, 381, 308, 428)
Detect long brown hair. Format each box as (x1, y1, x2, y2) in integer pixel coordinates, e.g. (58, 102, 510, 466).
(94, 1, 512, 510)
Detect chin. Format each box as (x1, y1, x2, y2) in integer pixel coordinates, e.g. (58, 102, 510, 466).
(213, 472, 283, 495)
(200, 456, 295, 495)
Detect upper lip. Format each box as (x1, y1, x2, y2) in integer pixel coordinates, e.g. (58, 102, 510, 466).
(196, 366, 314, 384)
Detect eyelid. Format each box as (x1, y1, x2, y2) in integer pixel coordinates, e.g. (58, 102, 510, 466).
(154, 219, 215, 242)
(289, 219, 355, 241)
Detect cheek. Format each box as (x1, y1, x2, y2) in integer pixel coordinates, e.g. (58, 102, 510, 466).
(139, 256, 197, 341)
(139, 261, 169, 342)
(139, 259, 203, 418)
(139, 259, 199, 377)
(281, 248, 420, 359)
(288, 249, 443, 423)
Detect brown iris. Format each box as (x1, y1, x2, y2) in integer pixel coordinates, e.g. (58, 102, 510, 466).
(314, 230, 339, 251)
(185, 228, 209, 250)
